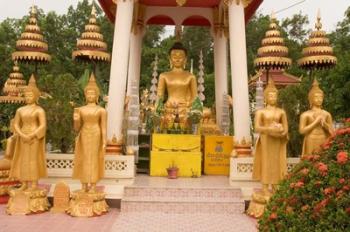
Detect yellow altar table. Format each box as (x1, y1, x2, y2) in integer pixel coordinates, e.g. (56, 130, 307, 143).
(204, 136, 233, 175)
(150, 134, 202, 177)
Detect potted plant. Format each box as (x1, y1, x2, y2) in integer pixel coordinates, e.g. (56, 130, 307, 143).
(166, 161, 179, 179)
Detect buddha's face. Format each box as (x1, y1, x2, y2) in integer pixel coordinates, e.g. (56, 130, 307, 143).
(85, 89, 98, 103)
(24, 90, 37, 104)
(311, 92, 323, 107)
(170, 49, 186, 69)
(266, 91, 277, 106)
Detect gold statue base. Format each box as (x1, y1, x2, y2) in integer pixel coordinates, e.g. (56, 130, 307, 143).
(246, 190, 271, 218)
(6, 188, 50, 215)
(66, 190, 108, 217)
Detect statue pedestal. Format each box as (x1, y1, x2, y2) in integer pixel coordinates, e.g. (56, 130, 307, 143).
(246, 190, 271, 218)
(66, 190, 108, 217)
(150, 134, 202, 177)
(0, 168, 21, 203)
(6, 188, 50, 215)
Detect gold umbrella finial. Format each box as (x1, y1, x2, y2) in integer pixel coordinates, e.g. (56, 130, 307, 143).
(91, 4, 97, 17)
(315, 9, 322, 30)
(270, 10, 276, 21)
(30, 5, 37, 16)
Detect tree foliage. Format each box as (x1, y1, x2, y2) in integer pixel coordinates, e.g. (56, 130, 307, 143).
(0, 3, 349, 155)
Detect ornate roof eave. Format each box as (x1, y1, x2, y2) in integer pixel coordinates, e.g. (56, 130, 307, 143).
(249, 69, 301, 87)
(98, 0, 263, 25)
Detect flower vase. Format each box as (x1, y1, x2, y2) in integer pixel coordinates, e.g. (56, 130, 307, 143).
(192, 123, 199, 134)
(166, 167, 179, 179)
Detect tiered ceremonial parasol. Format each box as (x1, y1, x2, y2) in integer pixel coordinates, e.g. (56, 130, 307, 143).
(254, 13, 291, 83)
(12, 6, 51, 67)
(0, 62, 26, 104)
(72, 5, 110, 68)
(297, 10, 337, 77)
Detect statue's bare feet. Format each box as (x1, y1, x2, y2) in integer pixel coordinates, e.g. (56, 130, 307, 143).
(88, 184, 96, 194)
(28, 182, 38, 191)
(18, 183, 27, 191)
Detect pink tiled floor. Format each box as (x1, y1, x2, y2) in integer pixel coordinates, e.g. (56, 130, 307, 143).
(0, 175, 258, 232)
(0, 205, 257, 232)
(112, 212, 257, 232)
(0, 205, 118, 232)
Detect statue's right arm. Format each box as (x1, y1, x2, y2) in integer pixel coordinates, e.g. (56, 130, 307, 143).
(299, 112, 319, 135)
(157, 74, 165, 98)
(73, 108, 81, 132)
(100, 109, 107, 149)
(13, 110, 27, 140)
(254, 111, 270, 134)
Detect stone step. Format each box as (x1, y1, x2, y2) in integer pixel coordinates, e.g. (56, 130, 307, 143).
(123, 186, 242, 200)
(121, 200, 245, 214)
(121, 186, 244, 214)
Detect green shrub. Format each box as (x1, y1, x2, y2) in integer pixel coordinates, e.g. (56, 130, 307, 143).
(259, 119, 350, 232)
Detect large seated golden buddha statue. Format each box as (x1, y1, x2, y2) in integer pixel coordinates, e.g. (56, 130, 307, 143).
(156, 42, 200, 130)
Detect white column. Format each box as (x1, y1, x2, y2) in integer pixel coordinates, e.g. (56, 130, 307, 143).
(213, 32, 228, 129)
(228, 0, 251, 142)
(107, 0, 134, 140)
(127, 30, 143, 96)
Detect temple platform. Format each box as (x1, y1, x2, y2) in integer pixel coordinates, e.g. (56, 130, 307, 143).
(0, 175, 257, 232)
(122, 175, 244, 214)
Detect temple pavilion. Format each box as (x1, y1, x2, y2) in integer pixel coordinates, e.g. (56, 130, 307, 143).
(97, 0, 263, 148)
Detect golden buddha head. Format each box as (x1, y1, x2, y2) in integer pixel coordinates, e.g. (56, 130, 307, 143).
(24, 74, 40, 104)
(308, 79, 324, 107)
(169, 42, 187, 69)
(84, 72, 100, 103)
(264, 78, 278, 106)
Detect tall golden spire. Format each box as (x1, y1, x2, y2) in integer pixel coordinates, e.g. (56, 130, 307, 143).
(297, 10, 337, 70)
(72, 4, 110, 63)
(0, 62, 26, 103)
(12, 5, 51, 64)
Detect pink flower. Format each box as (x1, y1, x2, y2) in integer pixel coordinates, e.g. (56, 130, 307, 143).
(300, 168, 309, 175)
(295, 181, 304, 188)
(336, 190, 344, 198)
(337, 151, 348, 165)
(269, 212, 277, 220)
(339, 178, 346, 184)
(346, 207, 350, 215)
(317, 162, 328, 172)
(301, 205, 309, 211)
(323, 187, 334, 195)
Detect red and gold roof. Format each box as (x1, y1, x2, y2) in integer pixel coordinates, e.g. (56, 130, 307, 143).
(98, 0, 263, 25)
(249, 69, 300, 88)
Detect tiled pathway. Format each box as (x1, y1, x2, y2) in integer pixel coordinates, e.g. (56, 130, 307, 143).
(0, 205, 257, 232)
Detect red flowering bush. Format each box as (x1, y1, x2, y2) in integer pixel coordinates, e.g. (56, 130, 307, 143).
(259, 122, 350, 232)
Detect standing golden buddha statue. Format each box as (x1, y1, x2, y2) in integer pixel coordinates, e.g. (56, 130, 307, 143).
(156, 42, 198, 128)
(248, 79, 288, 218)
(253, 79, 288, 194)
(7, 74, 49, 215)
(67, 73, 108, 217)
(299, 79, 333, 157)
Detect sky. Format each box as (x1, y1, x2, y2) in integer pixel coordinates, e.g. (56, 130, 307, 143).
(0, 0, 349, 33)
